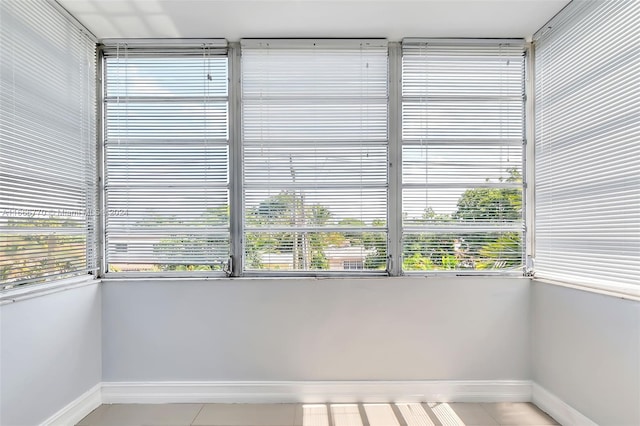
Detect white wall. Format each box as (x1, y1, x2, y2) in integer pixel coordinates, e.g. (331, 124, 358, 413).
(0, 283, 102, 426)
(102, 277, 530, 381)
(531, 281, 640, 426)
(6, 274, 640, 426)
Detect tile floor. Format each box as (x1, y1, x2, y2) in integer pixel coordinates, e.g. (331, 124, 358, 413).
(76, 401, 559, 426)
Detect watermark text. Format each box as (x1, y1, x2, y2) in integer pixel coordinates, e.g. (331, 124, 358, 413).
(1, 208, 128, 218)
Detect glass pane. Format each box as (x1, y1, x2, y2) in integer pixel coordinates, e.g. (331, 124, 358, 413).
(245, 231, 387, 271)
(403, 231, 523, 271)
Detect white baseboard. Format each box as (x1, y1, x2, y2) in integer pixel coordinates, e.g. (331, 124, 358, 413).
(40, 383, 102, 426)
(101, 380, 532, 404)
(39, 380, 599, 426)
(532, 383, 598, 426)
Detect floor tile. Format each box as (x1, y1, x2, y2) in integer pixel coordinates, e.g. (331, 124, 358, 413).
(192, 403, 297, 426)
(444, 403, 499, 426)
(76, 402, 560, 426)
(426, 402, 467, 426)
(395, 402, 438, 426)
(363, 403, 402, 426)
(481, 403, 558, 425)
(76, 404, 110, 425)
(293, 404, 304, 426)
(330, 404, 365, 426)
(78, 403, 203, 426)
(298, 404, 329, 426)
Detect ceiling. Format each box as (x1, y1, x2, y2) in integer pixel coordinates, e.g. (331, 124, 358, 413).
(57, 0, 571, 41)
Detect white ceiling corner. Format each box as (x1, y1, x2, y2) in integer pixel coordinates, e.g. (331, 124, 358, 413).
(57, 0, 571, 41)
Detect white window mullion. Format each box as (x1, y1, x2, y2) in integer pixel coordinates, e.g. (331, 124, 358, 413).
(387, 42, 403, 276)
(228, 42, 244, 276)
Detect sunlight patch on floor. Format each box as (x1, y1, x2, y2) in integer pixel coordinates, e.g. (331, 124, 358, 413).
(363, 403, 400, 426)
(331, 404, 364, 426)
(303, 404, 329, 426)
(396, 402, 436, 426)
(305, 402, 458, 426)
(428, 402, 466, 426)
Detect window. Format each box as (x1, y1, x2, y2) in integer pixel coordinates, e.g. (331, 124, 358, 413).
(97, 38, 529, 278)
(0, 0, 97, 289)
(343, 260, 364, 270)
(401, 40, 526, 273)
(534, 0, 640, 293)
(241, 40, 389, 273)
(103, 41, 230, 274)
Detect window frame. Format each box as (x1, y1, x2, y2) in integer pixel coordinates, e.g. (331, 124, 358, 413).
(399, 38, 529, 277)
(96, 39, 530, 280)
(238, 39, 392, 276)
(100, 39, 232, 279)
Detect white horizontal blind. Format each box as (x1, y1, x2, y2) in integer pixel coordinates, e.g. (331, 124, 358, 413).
(534, 1, 640, 292)
(0, 0, 97, 288)
(402, 40, 526, 273)
(103, 42, 230, 273)
(241, 40, 389, 272)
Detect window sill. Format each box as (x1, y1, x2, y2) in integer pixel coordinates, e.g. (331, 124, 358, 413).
(104, 271, 228, 280)
(0, 275, 100, 305)
(532, 277, 640, 302)
(103, 270, 526, 280)
(100, 275, 528, 285)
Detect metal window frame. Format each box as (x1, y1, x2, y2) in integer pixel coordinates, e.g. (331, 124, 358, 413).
(100, 39, 231, 279)
(388, 42, 403, 276)
(229, 42, 244, 276)
(399, 38, 529, 277)
(94, 38, 531, 280)
(524, 42, 536, 276)
(238, 38, 392, 277)
(96, 45, 106, 278)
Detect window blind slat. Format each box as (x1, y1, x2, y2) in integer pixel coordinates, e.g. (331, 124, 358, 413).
(534, 0, 640, 291)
